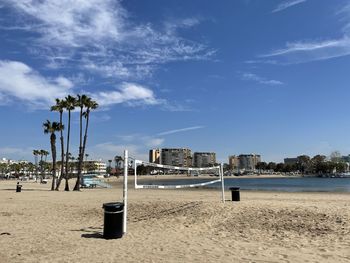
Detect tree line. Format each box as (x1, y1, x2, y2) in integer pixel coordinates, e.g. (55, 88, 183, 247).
(256, 153, 348, 174)
(43, 94, 98, 191)
(0, 158, 98, 180)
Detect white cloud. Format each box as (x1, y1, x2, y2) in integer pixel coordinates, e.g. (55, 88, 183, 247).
(272, 0, 307, 13)
(260, 37, 350, 64)
(91, 82, 161, 107)
(260, 3, 350, 64)
(0, 60, 164, 109)
(7, 0, 125, 47)
(0, 60, 73, 108)
(3, 0, 214, 80)
(157, 126, 204, 136)
(144, 138, 164, 148)
(241, 72, 284, 86)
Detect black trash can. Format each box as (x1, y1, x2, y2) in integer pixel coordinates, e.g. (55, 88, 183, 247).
(102, 202, 124, 239)
(16, 183, 22, 193)
(229, 187, 240, 201)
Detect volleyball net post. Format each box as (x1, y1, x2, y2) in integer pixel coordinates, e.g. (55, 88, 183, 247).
(123, 150, 128, 234)
(221, 162, 225, 203)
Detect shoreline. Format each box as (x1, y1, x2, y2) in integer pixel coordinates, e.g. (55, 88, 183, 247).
(5, 176, 350, 194)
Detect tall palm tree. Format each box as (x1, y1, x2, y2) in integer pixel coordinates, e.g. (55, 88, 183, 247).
(43, 120, 64, 191)
(33, 150, 40, 182)
(64, 95, 77, 191)
(51, 98, 66, 190)
(73, 94, 88, 191)
(39, 149, 45, 182)
(73, 97, 98, 191)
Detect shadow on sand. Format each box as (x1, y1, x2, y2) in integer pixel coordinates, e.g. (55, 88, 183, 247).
(81, 232, 104, 239)
(73, 227, 104, 239)
(0, 188, 49, 191)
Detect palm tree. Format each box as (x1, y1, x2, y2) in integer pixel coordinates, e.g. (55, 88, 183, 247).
(73, 97, 98, 191)
(62, 95, 77, 191)
(73, 94, 88, 191)
(51, 99, 66, 190)
(43, 120, 63, 191)
(107, 159, 112, 175)
(39, 150, 49, 182)
(33, 150, 40, 181)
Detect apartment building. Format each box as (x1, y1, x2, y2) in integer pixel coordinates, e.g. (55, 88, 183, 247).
(161, 148, 192, 167)
(229, 154, 261, 171)
(193, 152, 216, 167)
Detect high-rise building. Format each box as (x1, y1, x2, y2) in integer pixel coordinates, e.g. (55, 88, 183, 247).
(229, 154, 261, 171)
(161, 148, 192, 167)
(228, 155, 240, 170)
(193, 152, 216, 167)
(149, 149, 161, 164)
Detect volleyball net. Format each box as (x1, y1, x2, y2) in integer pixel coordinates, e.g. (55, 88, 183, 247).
(132, 159, 225, 202)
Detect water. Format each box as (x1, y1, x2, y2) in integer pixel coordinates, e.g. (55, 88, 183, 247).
(141, 177, 350, 192)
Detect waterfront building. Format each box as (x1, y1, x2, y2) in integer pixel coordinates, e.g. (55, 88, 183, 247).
(56, 159, 107, 175)
(149, 149, 161, 164)
(229, 154, 261, 171)
(228, 155, 240, 170)
(85, 160, 106, 174)
(193, 152, 216, 167)
(161, 148, 192, 167)
(0, 158, 16, 165)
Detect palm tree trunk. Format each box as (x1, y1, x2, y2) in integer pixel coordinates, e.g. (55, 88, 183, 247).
(55, 112, 65, 190)
(34, 153, 38, 182)
(50, 133, 56, 191)
(64, 110, 71, 191)
(74, 106, 83, 191)
(75, 109, 90, 191)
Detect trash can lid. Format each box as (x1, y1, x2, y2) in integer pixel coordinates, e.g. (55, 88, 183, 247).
(103, 202, 124, 212)
(229, 187, 240, 190)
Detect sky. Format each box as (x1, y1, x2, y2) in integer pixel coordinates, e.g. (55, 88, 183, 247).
(1, 0, 350, 163)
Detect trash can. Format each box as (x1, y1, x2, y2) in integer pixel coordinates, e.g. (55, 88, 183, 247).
(229, 187, 240, 201)
(16, 183, 22, 193)
(102, 202, 124, 239)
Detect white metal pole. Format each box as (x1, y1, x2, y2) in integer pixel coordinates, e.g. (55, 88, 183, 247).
(220, 163, 225, 203)
(134, 160, 137, 189)
(123, 150, 128, 234)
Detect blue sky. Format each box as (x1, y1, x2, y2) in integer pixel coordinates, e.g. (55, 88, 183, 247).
(1, 0, 350, 163)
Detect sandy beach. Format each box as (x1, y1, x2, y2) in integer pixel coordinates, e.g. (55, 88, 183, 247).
(0, 178, 349, 263)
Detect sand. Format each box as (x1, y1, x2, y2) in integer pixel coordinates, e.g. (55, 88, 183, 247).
(0, 178, 349, 263)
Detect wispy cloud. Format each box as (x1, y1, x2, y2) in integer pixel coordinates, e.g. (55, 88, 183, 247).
(97, 126, 204, 161)
(272, 0, 307, 13)
(92, 142, 149, 161)
(240, 72, 284, 85)
(260, 36, 350, 64)
(258, 3, 350, 64)
(3, 0, 214, 80)
(118, 134, 164, 147)
(157, 126, 204, 136)
(92, 134, 164, 161)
